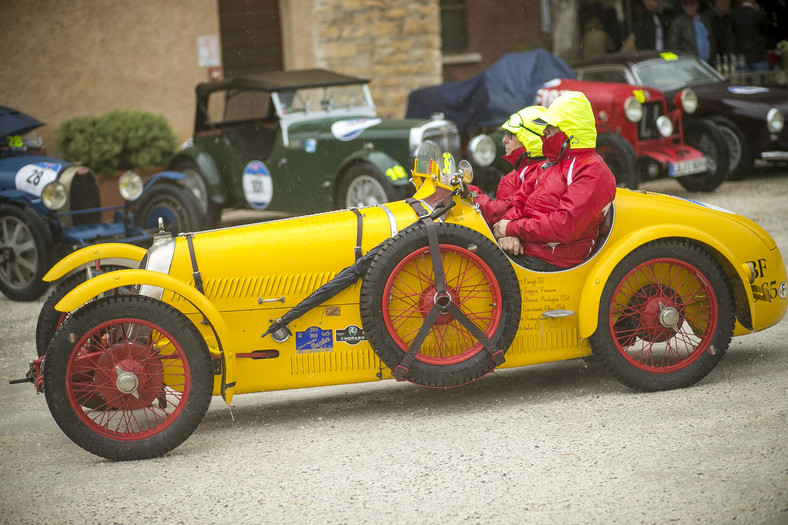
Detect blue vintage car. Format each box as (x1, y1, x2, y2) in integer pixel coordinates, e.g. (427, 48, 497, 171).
(0, 106, 204, 301)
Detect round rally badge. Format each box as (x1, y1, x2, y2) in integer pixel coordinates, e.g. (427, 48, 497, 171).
(242, 161, 273, 210)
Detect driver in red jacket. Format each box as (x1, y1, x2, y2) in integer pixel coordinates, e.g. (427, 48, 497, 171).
(492, 91, 616, 271)
(472, 105, 546, 225)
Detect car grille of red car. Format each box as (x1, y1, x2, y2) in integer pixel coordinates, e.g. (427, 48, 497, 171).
(638, 102, 664, 141)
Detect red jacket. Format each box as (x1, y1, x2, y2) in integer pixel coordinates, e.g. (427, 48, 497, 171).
(502, 148, 616, 268)
(472, 147, 541, 224)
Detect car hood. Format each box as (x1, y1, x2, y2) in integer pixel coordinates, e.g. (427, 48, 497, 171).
(0, 154, 70, 192)
(691, 81, 788, 107)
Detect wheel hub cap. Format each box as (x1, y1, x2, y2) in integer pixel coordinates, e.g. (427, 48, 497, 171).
(420, 285, 456, 325)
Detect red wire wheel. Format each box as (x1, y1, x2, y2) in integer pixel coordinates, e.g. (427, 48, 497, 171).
(360, 222, 521, 387)
(382, 244, 502, 365)
(44, 296, 213, 460)
(591, 240, 734, 391)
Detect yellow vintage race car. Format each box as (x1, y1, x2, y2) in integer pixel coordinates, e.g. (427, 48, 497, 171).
(18, 142, 787, 461)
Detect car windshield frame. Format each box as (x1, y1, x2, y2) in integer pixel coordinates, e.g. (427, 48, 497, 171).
(631, 56, 727, 91)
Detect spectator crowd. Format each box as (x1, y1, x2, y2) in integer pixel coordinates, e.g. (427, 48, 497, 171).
(580, 0, 787, 72)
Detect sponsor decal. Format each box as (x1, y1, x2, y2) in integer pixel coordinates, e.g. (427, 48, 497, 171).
(336, 325, 366, 345)
(15, 162, 61, 197)
(305, 138, 317, 153)
(295, 326, 333, 352)
(659, 52, 678, 61)
(632, 89, 646, 103)
(728, 86, 769, 95)
(242, 161, 273, 210)
(330, 118, 381, 141)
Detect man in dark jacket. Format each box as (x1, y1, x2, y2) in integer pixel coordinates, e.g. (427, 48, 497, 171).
(667, 0, 717, 65)
(633, 0, 669, 50)
(732, 0, 772, 71)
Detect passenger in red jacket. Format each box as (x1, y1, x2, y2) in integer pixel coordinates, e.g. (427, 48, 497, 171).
(492, 91, 616, 271)
(472, 105, 546, 225)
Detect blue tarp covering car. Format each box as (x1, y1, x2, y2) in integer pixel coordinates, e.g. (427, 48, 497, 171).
(406, 49, 576, 136)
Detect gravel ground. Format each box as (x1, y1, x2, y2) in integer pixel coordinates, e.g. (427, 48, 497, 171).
(1, 168, 786, 525)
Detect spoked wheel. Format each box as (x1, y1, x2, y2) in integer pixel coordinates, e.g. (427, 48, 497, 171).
(0, 204, 54, 301)
(590, 240, 734, 391)
(360, 223, 520, 387)
(35, 264, 131, 357)
(44, 296, 213, 460)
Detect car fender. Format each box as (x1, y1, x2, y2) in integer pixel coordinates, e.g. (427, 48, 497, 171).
(42, 243, 148, 283)
(338, 149, 411, 188)
(55, 268, 239, 404)
(168, 149, 228, 206)
(577, 224, 752, 339)
(142, 170, 186, 189)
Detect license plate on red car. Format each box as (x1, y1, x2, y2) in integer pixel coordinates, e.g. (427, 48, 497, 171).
(669, 157, 708, 177)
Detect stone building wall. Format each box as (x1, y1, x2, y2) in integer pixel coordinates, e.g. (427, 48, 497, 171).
(311, 1, 442, 118)
(1, 0, 219, 153)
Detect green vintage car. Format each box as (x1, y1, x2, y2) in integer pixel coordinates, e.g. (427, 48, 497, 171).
(169, 69, 464, 225)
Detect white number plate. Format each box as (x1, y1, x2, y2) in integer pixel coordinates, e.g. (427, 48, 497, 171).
(669, 157, 708, 178)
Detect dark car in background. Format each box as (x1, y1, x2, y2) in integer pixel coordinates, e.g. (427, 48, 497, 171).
(0, 106, 203, 301)
(169, 69, 468, 226)
(407, 50, 727, 192)
(574, 51, 788, 179)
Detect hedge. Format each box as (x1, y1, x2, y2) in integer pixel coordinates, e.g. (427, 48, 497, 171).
(56, 110, 177, 176)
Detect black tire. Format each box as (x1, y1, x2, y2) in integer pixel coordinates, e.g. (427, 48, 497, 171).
(597, 133, 639, 189)
(170, 158, 222, 227)
(43, 295, 213, 460)
(679, 119, 731, 192)
(360, 222, 521, 387)
(589, 240, 734, 392)
(335, 162, 409, 209)
(134, 182, 205, 234)
(0, 204, 54, 301)
(708, 115, 752, 180)
(35, 264, 131, 357)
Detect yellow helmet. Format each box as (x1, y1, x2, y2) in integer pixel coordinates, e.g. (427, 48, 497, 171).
(501, 105, 547, 157)
(532, 91, 596, 149)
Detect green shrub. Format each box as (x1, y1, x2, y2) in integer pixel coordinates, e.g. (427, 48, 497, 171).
(56, 110, 177, 176)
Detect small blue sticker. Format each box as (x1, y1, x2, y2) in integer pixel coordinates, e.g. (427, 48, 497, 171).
(305, 138, 317, 153)
(295, 326, 333, 352)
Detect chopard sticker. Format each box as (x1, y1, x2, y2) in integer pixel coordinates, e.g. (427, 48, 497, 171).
(331, 118, 381, 141)
(728, 86, 769, 95)
(295, 326, 333, 352)
(336, 325, 366, 345)
(242, 161, 273, 210)
(15, 162, 61, 197)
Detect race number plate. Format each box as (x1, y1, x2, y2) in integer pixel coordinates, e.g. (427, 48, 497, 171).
(15, 163, 61, 196)
(669, 157, 707, 178)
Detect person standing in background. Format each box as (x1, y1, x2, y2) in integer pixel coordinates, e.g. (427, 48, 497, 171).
(732, 0, 773, 71)
(633, 0, 669, 50)
(710, 0, 737, 70)
(667, 0, 717, 66)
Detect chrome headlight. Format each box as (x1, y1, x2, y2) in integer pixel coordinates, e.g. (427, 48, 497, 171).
(138, 232, 176, 300)
(767, 108, 784, 134)
(41, 181, 67, 211)
(118, 171, 144, 201)
(624, 97, 643, 122)
(467, 134, 496, 167)
(679, 88, 698, 114)
(656, 115, 674, 137)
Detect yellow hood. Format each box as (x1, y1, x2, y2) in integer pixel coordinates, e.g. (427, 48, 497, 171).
(533, 91, 596, 149)
(501, 105, 546, 157)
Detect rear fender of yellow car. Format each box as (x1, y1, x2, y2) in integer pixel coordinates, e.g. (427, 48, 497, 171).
(578, 191, 784, 339)
(42, 243, 147, 282)
(55, 268, 240, 404)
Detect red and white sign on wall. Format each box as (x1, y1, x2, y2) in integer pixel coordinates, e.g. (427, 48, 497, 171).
(197, 35, 220, 67)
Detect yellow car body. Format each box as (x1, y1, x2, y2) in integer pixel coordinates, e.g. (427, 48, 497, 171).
(33, 148, 787, 460)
